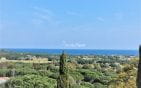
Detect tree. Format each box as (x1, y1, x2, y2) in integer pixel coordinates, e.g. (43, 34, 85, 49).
(57, 52, 69, 88)
(6, 74, 56, 88)
(137, 45, 141, 88)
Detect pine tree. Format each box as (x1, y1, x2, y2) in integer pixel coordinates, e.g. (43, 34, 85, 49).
(57, 51, 69, 88)
(137, 45, 141, 88)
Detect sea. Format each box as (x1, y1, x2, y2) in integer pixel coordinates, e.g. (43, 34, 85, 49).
(5, 49, 138, 56)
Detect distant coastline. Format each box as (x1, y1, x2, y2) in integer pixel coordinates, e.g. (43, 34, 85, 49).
(1, 48, 138, 56)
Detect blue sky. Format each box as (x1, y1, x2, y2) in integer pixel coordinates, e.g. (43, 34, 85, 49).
(0, 0, 141, 49)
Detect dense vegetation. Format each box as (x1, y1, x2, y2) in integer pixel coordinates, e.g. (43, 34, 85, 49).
(0, 50, 139, 88)
(137, 45, 141, 87)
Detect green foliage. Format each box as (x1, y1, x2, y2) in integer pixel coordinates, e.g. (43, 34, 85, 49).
(93, 83, 107, 88)
(57, 53, 69, 88)
(57, 74, 69, 88)
(47, 64, 59, 72)
(49, 73, 59, 79)
(0, 51, 138, 88)
(0, 69, 11, 77)
(6, 74, 57, 88)
(79, 69, 103, 82)
(137, 45, 141, 87)
(69, 71, 84, 82)
(80, 82, 94, 88)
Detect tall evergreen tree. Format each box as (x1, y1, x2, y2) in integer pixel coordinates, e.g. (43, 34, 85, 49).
(137, 45, 141, 88)
(57, 52, 69, 88)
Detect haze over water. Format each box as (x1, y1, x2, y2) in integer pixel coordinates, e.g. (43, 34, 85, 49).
(6, 49, 138, 56)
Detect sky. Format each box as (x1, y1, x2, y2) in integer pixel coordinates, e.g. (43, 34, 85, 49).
(0, 0, 141, 50)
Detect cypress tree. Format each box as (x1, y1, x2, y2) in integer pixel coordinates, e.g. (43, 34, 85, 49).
(57, 51, 69, 88)
(137, 45, 141, 88)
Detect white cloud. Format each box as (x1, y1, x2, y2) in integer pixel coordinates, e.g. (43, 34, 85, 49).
(34, 12, 53, 22)
(62, 41, 86, 48)
(32, 6, 54, 16)
(31, 6, 59, 25)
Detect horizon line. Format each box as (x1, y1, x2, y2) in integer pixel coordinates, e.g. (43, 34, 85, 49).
(0, 47, 138, 51)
